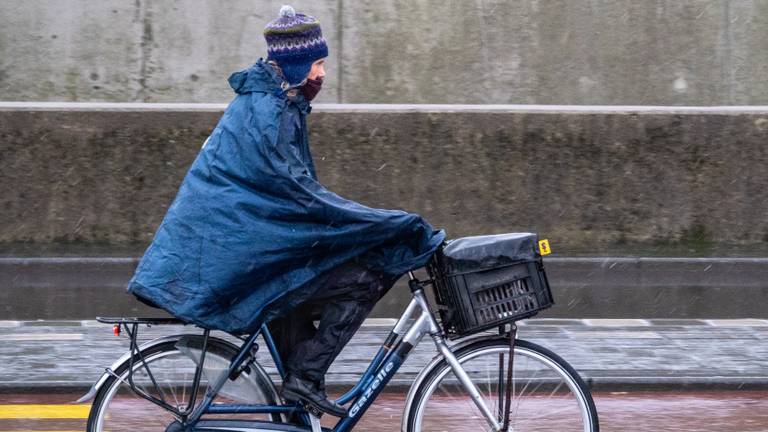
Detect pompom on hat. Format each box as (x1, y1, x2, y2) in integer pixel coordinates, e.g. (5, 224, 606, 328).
(264, 5, 328, 86)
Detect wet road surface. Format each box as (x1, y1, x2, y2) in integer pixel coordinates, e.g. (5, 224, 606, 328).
(2, 391, 767, 431)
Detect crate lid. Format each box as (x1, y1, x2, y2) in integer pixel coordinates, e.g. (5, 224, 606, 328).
(440, 232, 539, 274)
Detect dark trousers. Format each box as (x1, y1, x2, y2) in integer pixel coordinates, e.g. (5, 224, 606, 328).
(267, 260, 397, 384)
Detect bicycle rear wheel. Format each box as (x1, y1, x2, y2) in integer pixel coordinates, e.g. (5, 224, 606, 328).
(405, 337, 599, 432)
(86, 334, 281, 432)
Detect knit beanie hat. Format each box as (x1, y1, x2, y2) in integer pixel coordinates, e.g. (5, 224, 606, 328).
(264, 5, 329, 87)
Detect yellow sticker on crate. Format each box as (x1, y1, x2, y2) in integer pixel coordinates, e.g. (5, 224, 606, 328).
(538, 239, 552, 256)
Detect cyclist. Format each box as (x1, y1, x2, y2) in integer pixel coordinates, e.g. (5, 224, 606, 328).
(127, 4, 445, 419)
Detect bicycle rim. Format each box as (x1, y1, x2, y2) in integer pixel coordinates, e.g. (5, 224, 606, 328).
(89, 339, 278, 432)
(410, 340, 597, 432)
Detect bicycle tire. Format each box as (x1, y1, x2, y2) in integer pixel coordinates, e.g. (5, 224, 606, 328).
(404, 337, 599, 432)
(86, 334, 282, 432)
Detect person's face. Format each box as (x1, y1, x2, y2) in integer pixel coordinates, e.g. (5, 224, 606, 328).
(307, 58, 326, 81)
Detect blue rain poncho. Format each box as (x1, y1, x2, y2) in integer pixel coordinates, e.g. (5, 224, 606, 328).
(127, 59, 446, 334)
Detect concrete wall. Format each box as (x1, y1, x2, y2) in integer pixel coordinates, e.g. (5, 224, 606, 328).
(1, 103, 768, 256)
(3, 257, 767, 319)
(1, 1, 768, 105)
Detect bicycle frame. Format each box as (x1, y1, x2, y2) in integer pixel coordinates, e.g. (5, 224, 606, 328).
(121, 271, 507, 432)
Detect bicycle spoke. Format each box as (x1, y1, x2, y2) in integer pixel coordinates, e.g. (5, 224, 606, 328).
(524, 405, 584, 422)
(511, 358, 540, 423)
(547, 381, 565, 399)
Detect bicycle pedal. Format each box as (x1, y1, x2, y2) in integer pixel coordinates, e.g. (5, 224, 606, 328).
(302, 402, 324, 418)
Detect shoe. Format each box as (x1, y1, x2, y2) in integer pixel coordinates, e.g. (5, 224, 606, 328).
(316, 376, 327, 397)
(282, 374, 348, 418)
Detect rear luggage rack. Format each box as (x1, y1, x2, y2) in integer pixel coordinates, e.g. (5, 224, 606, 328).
(96, 316, 187, 325)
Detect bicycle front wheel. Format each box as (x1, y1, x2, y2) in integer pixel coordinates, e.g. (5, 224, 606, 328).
(405, 337, 599, 432)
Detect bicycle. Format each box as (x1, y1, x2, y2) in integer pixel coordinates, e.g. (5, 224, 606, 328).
(78, 237, 599, 432)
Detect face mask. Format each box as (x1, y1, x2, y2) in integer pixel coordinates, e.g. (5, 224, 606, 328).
(301, 76, 323, 101)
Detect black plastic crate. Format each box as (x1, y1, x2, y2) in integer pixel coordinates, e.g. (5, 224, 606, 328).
(426, 233, 554, 339)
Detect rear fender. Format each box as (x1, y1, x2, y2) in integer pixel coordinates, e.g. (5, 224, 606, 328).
(75, 334, 245, 403)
